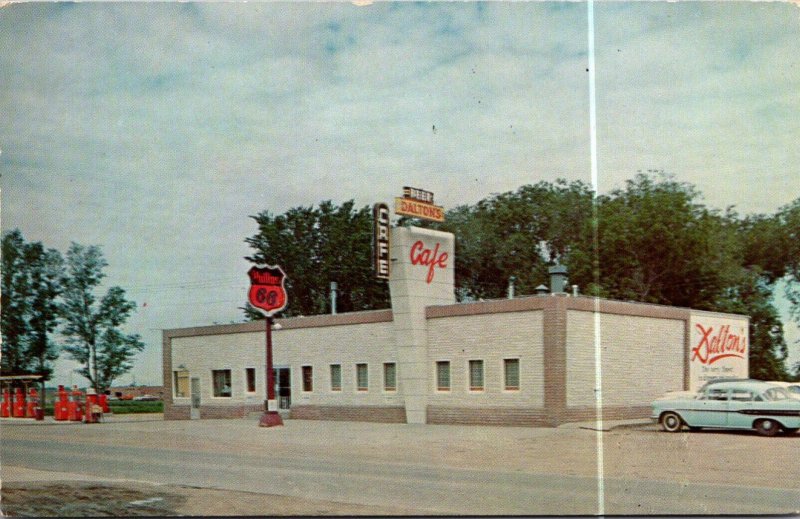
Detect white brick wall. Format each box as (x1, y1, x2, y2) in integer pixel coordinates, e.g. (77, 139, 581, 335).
(565, 310, 684, 407)
(171, 321, 401, 407)
(426, 310, 545, 408)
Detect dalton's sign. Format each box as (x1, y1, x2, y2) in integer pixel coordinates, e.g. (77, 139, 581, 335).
(373, 203, 390, 280)
(688, 313, 749, 391)
(395, 186, 444, 222)
(248, 265, 288, 317)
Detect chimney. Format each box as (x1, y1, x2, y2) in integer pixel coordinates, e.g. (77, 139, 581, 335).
(548, 264, 568, 294)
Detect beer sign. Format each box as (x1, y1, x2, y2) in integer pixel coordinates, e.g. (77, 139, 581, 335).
(395, 186, 445, 223)
(373, 203, 390, 280)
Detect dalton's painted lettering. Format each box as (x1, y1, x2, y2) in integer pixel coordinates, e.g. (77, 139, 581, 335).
(690, 324, 747, 365)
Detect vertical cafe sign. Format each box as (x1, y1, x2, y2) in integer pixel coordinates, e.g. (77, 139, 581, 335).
(373, 203, 390, 280)
(688, 313, 749, 391)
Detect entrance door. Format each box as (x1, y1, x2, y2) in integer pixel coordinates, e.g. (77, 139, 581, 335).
(273, 367, 291, 409)
(190, 377, 201, 420)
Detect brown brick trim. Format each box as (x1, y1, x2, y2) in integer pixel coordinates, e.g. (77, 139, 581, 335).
(427, 406, 550, 427)
(164, 309, 394, 339)
(542, 297, 567, 426)
(290, 405, 406, 423)
(562, 405, 652, 423)
(165, 404, 262, 420)
(162, 329, 174, 416)
(426, 296, 550, 319)
(565, 297, 691, 320)
(683, 320, 691, 390)
(164, 405, 191, 420)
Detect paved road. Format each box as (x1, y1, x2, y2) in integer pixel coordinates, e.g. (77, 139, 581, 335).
(3, 419, 799, 515)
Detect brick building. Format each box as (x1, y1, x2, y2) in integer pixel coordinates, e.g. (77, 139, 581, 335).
(163, 226, 749, 426)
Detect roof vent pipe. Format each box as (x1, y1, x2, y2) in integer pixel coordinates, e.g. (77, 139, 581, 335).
(330, 281, 338, 315)
(572, 284, 579, 297)
(548, 264, 568, 294)
(507, 276, 516, 299)
(535, 284, 549, 295)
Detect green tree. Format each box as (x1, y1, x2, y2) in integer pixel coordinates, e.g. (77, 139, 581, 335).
(436, 179, 595, 300)
(595, 172, 740, 308)
(1, 230, 33, 377)
(24, 241, 65, 394)
(60, 243, 144, 392)
(245, 200, 390, 318)
(1, 230, 64, 394)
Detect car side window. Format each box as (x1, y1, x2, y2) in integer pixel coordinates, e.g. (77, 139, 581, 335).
(700, 388, 728, 401)
(730, 391, 753, 402)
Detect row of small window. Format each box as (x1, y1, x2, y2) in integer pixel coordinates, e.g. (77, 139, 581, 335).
(173, 358, 521, 398)
(173, 368, 257, 398)
(436, 359, 520, 391)
(303, 363, 396, 392)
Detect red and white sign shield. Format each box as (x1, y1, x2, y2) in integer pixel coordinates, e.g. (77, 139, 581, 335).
(248, 265, 288, 317)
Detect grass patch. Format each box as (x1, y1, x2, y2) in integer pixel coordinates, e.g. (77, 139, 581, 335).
(109, 401, 163, 414)
(41, 400, 163, 416)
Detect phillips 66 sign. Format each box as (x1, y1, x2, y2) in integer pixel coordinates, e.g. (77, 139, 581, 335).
(248, 265, 288, 317)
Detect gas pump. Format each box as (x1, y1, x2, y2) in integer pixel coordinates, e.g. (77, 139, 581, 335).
(55, 385, 69, 421)
(84, 388, 103, 423)
(99, 391, 110, 413)
(12, 387, 26, 418)
(25, 387, 39, 418)
(1, 388, 10, 418)
(67, 385, 84, 421)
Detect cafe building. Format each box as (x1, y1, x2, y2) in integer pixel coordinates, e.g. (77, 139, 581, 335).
(163, 225, 749, 426)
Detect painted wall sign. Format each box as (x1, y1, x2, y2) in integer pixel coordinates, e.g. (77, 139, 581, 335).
(410, 240, 448, 283)
(395, 197, 445, 222)
(248, 265, 288, 317)
(373, 203, 391, 280)
(688, 314, 749, 391)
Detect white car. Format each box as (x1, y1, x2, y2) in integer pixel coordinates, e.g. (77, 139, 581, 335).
(652, 380, 800, 436)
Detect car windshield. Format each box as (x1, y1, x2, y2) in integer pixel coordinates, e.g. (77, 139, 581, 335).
(762, 387, 791, 401)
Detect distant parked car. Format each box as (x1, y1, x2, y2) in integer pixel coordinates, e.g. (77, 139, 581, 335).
(652, 380, 800, 436)
(133, 394, 159, 401)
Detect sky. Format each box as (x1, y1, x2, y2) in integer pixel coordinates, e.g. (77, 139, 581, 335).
(1, 1, 799, 386)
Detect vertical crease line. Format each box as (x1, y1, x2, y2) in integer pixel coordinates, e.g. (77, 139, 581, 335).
(587, 0, 605, 516)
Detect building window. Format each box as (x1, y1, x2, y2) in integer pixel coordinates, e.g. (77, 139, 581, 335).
(212, 369, 232, 397)
(302, 365, 313, 392)
(174, 370, 189, 398)
(245, 368, 256, 393)
(436, 361, 450, 391)
(356, 363, 368, 391)
(330, 364, 342, 391)
(504, 359, 520, 390)
(383, 363, 396, 391)
(469, 360, 484, 391)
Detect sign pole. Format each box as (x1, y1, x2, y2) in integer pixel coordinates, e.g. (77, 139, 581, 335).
(259, 316, 283, 427)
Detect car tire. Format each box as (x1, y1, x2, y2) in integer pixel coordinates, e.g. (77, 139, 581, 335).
(754, 419, 780, 437)
(660, 412, 683, 432)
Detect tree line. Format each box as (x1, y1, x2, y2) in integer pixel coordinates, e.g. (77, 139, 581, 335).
(1, 232, 143, 394)
(244, 172, 800, 381)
